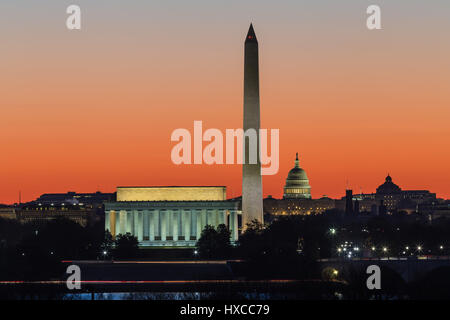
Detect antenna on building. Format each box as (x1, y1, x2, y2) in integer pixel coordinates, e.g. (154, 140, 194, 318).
(19, 190, 21, 204)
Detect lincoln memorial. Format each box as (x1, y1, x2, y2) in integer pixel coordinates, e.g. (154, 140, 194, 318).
(104, 186, 241, 247)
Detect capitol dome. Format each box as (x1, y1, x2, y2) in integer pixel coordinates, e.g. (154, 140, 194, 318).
(283, 153, 311, 199)
(376, 174, 402, 194)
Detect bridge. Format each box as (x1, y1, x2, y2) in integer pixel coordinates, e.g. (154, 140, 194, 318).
(319, 256, 450, 283)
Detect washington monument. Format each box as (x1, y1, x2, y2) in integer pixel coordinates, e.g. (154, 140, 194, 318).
(242, 24, 264, 227)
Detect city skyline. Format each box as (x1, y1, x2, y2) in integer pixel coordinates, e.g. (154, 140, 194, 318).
(1, 1, 450, 304)
(1, 1, 450, 203)
(5, 170, 444, 205)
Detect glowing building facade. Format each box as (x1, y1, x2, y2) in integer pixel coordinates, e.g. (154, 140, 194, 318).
(104, 186, 240, 247)
(283, 153, 311, 199)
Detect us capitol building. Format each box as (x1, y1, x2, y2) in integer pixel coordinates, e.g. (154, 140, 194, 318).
(283, 153, 312, 199)
(265, 154, 336, 216)
(265, 154, 440, 218)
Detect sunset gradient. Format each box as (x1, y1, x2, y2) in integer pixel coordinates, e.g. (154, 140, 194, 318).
(0, 1, 449, 204)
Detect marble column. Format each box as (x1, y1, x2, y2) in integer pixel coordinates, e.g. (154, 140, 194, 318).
(133, 210, 139, 237)
(196, 209, 202, 240)
(167, 209, 173, 239)
(126, 211, 133, 234)
(206, 209, 213, 227)
(149, 210, 155, 241)
(110, 210, 116, 237)
(221, 209, 227, 226)
(213, 209, 219, 227)
(143, 210, 149, 240)
(173, 210, 179, 241)
(160, 210, 167, 241)
(201, 209, 207, 229)
(119, 210, 126, 235)
(137, 211, 143, 242)
(105, 210, 110, 232)
(184, 209, 191, 241)
(230, 210, 239, 242)
(206, 209, 210, 226)
(154, 209, 160, 240)
(116, 212, 120, 235)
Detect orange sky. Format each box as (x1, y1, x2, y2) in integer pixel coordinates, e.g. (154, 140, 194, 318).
(0, 1, 449, 203)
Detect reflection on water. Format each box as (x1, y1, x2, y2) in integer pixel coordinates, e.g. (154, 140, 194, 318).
(62, 292, 342, 300)
(63, 292, 202, 300)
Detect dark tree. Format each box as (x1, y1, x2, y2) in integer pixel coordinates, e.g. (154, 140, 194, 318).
(237, 219, 266, 260)
(114, 233, 139, 259)
(20, 218, 91, 259)
(196, 224, 232, 259)
(11, 218, 89, 280)
(215, 224, 232, 257)
(100, 230, 114, 259)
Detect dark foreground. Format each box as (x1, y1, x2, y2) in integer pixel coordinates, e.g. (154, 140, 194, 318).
(1, 260, 346, 300)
